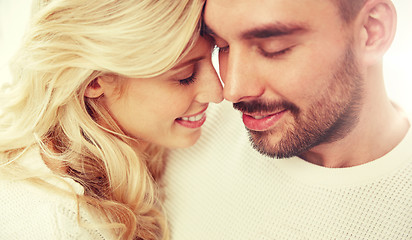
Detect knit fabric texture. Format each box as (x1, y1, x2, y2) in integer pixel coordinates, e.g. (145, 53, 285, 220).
(164, 100, 412, 240)
(0, 147, 113, 239)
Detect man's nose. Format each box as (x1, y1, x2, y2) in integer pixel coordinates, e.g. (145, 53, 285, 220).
(220, 47, 264, 103)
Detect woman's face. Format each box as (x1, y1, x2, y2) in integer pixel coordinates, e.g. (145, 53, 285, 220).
(89, 37, 223, 149)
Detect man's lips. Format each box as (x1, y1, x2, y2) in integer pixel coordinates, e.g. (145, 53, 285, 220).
(175, 107, 208, 129)
(242, 109, 287, 131)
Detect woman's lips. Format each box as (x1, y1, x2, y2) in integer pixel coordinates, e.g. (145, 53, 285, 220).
(242, 110, 287, 131)
(175, 108, 208, 129)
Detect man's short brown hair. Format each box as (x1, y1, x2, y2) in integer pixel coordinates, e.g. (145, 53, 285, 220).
(334, 0, 367, 22)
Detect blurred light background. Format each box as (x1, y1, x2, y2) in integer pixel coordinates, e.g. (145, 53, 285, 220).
(1, 1, 411, 112)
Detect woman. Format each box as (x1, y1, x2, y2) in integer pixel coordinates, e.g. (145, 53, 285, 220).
(0, 0, 221, 239)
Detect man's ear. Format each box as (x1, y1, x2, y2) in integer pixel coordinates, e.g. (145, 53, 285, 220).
(358, 0, 397, 66)
(84, 78, 104, 98)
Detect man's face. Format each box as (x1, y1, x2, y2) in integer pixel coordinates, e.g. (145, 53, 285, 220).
(204, 0, 364, 158)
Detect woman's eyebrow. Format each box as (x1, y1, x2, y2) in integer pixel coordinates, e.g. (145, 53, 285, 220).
(172, 56, 205, 70)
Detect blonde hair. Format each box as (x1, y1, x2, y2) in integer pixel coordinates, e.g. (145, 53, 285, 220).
(0, 0, 205, 239)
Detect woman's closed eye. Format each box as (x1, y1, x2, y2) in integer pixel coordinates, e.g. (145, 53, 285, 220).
(179, 70, 197, 86)
(177, 64, 198, 86)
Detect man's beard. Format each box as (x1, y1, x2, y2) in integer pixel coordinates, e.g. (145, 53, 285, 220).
(233, 44, 363, 159)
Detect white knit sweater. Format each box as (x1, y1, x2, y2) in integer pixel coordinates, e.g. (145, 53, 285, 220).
(164, 100, 412, 240)
(0, 148, 114, 239)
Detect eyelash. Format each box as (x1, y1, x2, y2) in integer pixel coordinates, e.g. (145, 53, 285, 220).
(260, 47, 292, 58)
(179, 68, 197, 86)
(216, 45, 291, 59)
(218, 46, 229, 54)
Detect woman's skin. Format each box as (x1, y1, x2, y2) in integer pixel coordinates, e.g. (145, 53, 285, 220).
(85, 36, 223, 151)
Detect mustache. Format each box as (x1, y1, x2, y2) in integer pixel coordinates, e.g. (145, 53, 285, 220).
(233, 99, 300, 115)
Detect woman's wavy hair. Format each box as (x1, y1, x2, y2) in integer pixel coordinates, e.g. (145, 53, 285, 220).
(0, 0, 205, 239)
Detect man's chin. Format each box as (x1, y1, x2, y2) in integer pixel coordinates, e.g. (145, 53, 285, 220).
(247, 130, 287, 159)
(247, 128, 311, 159)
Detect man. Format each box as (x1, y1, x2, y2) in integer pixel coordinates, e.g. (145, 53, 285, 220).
(164, 0, 411, 239)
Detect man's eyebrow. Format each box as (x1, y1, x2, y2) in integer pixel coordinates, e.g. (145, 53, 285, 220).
(203, 22, 307, 40)
(202, 24, 216, 37)
(172, 56, 204, 70)
(241, 23, 307, 40)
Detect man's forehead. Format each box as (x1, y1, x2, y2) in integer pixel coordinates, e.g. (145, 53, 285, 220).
(204, 0, 338, 40)
(203, 0, 266, 39)
(203, 0, 290, 33)
(203, 0, 310, 41)
(204, 0, 258, 22)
